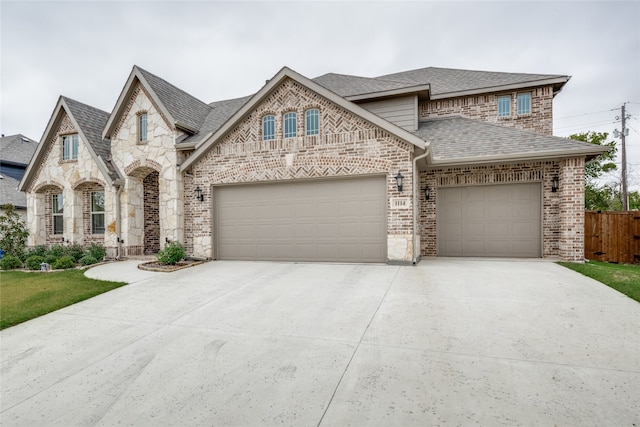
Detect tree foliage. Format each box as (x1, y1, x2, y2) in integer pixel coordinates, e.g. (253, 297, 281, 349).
(0, 204, 29, 258)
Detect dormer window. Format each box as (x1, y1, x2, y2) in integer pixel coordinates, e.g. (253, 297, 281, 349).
(305, 109, 319, 136)
(517, 93, 531, 115)
(62, 134, 78, 160)
(262, 115, 275, 141)
(138, 113, 148, 142)
(283, 112, 297, 138)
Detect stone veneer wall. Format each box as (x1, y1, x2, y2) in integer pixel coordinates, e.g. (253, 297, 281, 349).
(184, 78, 416, 262)
(420, 86, 555, 135)
(418, 160, 584, 259)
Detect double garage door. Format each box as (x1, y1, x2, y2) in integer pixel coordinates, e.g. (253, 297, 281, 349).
(214, 176, 386, 262)
(437, 183, 542, 257)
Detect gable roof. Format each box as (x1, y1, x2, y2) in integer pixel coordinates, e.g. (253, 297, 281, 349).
(180, 67, 427, 172)
(0, 134, 38, 166)
(103, 66, 212, 138)
(19, 97, 120, 191)
(314, 67, 569, 101)
(0, 174, 27, 209)
(414, 116, 609, 167)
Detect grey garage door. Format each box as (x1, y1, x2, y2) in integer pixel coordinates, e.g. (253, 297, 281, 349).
(214, 176, 386, 262)
(437, 183, 541, 257)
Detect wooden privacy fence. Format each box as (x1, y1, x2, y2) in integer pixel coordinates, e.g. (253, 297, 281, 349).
(584, 211, 640, 264)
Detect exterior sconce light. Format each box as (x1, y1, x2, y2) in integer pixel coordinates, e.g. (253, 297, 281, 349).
(424, 187, 431, 200)
(395, 172, 404, 192)
(551, 176, 559, 193)
(194, 186, 204, 202)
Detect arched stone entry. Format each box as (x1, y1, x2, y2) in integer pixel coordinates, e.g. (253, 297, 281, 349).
(143, 170, 160, 254)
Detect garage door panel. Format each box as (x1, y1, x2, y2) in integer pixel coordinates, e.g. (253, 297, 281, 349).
(438, 183, 541, 257)
(216, 177, 386, 262)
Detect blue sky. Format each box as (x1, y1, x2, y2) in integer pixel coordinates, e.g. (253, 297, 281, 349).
(2, 1, 638, 189)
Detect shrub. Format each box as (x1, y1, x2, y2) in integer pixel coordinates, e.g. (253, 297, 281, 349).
(47, 244, 66, 259)
(26, 245, 49, 259)
(0, 255, 23, 270)
(25, 255, 46, 270)
(157, 241, 186, 265)
(0, 204, 29, 258)
(44, 254, 59, 265)
(86, 243, 106, 261)
(79, 255, 98, 266)
(52, 256, 76, 270)
(65, 243, 86, 262)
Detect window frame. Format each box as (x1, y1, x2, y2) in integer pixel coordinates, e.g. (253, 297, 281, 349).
(305, 109, 319, 136)
(90, 191, 105, 235)
(497, 95, 511, 118)
(138, 112, 148, 142)
(62, 134, 79, 161)
(283, 112, 297, 139)
(517, 92, 531, 115)
(52, 194, 64, 235)
(262, 115, 275, 141)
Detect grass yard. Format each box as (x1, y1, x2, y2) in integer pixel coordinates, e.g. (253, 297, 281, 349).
(0, 269, 126, 330)
(558, 261, 640, 303)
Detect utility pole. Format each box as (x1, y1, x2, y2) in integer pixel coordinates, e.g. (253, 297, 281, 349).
(614, 103, 629, 211)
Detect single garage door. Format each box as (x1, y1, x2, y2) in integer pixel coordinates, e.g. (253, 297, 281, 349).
(214, 176, 386, 262)
(437, 183, 541, 257)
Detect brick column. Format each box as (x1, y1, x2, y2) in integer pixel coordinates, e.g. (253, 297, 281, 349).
(558, 157, 585, 261)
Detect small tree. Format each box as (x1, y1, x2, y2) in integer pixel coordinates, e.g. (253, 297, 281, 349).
(0, 204, 29, 258)
(569, 132, 617, 210)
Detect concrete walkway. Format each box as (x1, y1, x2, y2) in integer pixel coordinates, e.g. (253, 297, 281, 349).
(1, 259, 639, 426)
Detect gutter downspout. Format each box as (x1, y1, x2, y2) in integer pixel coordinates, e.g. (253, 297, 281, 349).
(114, 181, 124, 260)
(412, 148, 430, 265)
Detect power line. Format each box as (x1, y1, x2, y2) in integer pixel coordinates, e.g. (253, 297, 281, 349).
(555, 109, 617, 120)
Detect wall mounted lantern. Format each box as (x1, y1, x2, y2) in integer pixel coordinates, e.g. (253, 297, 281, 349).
(424, 186, 431, 200)
(551, 176, 559, 193)
(194, 186, 204, 202)
(395, 172, 404, 192)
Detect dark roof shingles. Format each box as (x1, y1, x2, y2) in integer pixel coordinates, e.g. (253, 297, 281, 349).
(0, 134, 38, 165)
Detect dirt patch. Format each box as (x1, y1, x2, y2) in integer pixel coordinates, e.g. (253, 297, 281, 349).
(137, 259, 206, 272)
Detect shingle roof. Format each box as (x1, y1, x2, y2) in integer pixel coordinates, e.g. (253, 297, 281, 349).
(137, 67, 212, 132)
(0, 173, 26, 208)
(414, 116, 606, 163)
(312, 73, 415, 97)
(0, 134, 38, 165)
(179, 95, 253, 145)
(62, 97, 119, 180)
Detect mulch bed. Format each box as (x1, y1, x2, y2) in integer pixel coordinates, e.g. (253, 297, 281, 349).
(137, 259, 205, 272)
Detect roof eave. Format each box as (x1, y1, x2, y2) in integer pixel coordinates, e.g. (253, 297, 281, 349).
(429, 76, 570, 100)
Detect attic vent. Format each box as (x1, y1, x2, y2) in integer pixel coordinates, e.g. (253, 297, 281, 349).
(21, 137, 29, 143)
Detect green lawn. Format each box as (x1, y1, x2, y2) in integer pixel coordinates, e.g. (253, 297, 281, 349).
(0, 269, 126, 330)
(558, 261, 640, 303)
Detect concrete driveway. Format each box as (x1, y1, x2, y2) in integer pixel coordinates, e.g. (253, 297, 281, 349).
(1, 259, 639, 426)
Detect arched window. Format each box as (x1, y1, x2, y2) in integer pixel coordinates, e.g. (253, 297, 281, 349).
(305, 109, 319, 136)
(283, 112, 297, 138)
(263, 115, 275, 141)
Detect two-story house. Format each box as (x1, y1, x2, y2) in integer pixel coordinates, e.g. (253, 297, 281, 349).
(1, 134, 38, 219)
(19, 65, 606, 263)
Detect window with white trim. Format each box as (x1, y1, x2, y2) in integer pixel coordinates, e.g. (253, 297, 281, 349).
(139, 113, 148, 142)
(62, 134, 78, 160)
(283, 112, 297, 138)
(517, 93, 531, 115)
(91, 191, 105, 234)
(263, 115, 275, 141)
(497, 95, 511, 117)
(52, 194, 64, 234)
(305, 109, 319, 136)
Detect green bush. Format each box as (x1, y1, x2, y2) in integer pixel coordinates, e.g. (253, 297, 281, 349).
(44, 254, 59, 265)
(79, 255, 98, 266)
(0, 204, 29, 258)
(26, 245, 48, 258)
(52, 256, 76, 270)
(157, 241, 186, 265)
(65, 243, 86, 262)
(47, 244, 66, 259)
(25, 255, 46, 270)
(86, 243, 106, 261)
(0, 255, 23, 270)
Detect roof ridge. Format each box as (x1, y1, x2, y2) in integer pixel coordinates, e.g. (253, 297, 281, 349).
(61, 96, 110, 115)
(135, 65, 211, 109)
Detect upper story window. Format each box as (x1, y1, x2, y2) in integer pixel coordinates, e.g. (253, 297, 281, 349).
(305, 109, 319, 136)
(138, 113, 148, 142)
(283, 112, 297, 138)
(497, 96, 511, 117)
(517, 93, 531, 115)
(262, 115, 275, 141)
(62, 134, 78, 160)
(91, 191, 105, 234)
(52, 194, 64, 234)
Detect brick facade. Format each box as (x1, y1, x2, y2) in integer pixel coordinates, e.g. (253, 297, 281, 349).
(419, 86, 554, 135)
(143, 171, 160, 254)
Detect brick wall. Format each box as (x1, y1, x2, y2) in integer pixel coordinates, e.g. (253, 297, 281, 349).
(143, 171, 160, 254)
(419, 86, 555, 135)
(79, 182, 106, 244)
(419, 160, 580, 259)
(184, 78, 415, 260)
